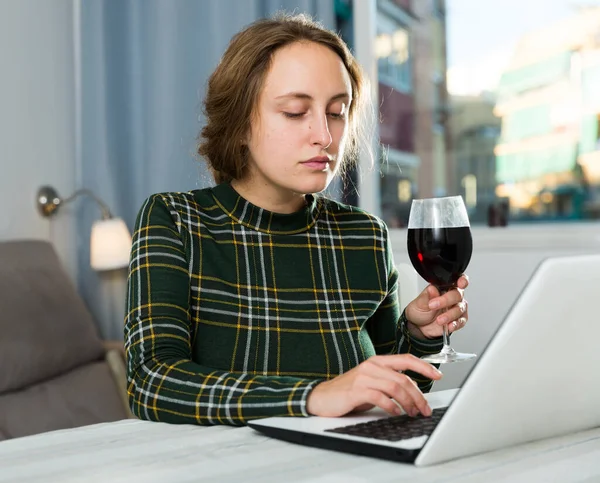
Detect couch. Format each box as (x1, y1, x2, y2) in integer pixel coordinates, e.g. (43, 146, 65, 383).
(0, 240, 131, 440)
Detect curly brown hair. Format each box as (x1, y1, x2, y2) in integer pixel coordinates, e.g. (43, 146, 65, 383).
(198, 13, 373, 185)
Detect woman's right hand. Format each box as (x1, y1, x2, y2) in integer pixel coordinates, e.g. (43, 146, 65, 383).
(306, 354, 443, 418)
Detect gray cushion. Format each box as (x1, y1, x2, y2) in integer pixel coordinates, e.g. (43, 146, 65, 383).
(0, 360, 128, 439)
(0, 240, 105, 393)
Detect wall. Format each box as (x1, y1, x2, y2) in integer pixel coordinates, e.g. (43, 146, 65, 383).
(390, 222, 600, 391)
(0, 0, 78, 280)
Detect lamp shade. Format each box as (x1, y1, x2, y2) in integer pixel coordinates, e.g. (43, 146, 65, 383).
(90, 218, 132, 271)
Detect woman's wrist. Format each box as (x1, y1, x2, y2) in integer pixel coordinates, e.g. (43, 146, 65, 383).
(405, 319, 428, 340)
(305, 381, 326, 416)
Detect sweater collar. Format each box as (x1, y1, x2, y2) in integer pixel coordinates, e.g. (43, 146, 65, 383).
(210, 183, 321, 235)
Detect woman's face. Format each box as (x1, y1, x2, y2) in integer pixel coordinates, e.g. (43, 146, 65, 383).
(245, 41, 352, 200)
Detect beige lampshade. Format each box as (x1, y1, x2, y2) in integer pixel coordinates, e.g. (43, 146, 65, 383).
(90, 217, 132, 271)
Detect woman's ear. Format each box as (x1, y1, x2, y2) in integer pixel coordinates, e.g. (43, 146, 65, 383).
(240, 128, 250, 146)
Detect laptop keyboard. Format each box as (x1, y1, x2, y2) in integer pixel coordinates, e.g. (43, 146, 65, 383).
(325, 407, 448, 442)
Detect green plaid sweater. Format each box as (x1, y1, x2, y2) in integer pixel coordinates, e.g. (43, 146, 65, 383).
(124, 183, 443, 426)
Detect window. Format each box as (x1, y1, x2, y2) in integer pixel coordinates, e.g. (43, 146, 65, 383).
(432, 71, 447, 131)
(432, 0, 445, 19)
(376, 12, 412, 93)
(397, 179, 412, 202)
(462, 174, 478, 208)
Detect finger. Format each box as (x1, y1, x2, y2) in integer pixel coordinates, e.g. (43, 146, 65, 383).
(436, 300, 468, 325)
(363, 359, 434, 416)
(427, 284, 440, 298)
(428, 286, 464, 310)
(418, 285, 439, 310)
(457, 274, 469, 289)
(435, 288, 464, 311)
(392, 373, 432, 416)
(447, 287, 465, 305)
(448, 317, 467, 333)
(364, 372, 430, 417)
(367, 378, 419, 416)
(362, 389, 403, 416)
(427, 288, 444, 310)
(371, 354, 443, 381)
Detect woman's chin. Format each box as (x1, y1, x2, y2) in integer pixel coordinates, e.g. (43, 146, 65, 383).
(293, 173, 335, 194)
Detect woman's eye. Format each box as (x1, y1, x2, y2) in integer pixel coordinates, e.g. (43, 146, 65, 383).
(283, 112, 305, 119)
(282, 111, 346, 120)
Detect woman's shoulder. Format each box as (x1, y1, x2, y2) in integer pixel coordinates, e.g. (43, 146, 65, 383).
(318, 196, 388, 231)
(141, 187, 216, 212)
(133, 187, 222, 229)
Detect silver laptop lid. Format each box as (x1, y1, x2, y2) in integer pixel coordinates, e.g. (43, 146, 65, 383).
(417, 253, 600, 466)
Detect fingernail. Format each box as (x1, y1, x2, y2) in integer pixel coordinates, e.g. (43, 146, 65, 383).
(434, 368, 443, 377)
(423, 405, 432, 417)
(438, 315, 447, 324)
(429, 300, 440, 309)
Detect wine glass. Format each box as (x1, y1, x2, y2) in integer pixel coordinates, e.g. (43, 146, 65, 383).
(406, 196, 476, 364)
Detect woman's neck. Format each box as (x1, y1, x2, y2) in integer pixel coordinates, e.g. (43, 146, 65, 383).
(230, 178, 307, 214)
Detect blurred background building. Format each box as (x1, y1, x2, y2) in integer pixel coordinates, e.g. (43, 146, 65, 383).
(377, 0, 452, 228)
(494, 6, 600, 221)
(449, 94, 501, 223)
(339, 1, 600, 226)
(337, 0, 452, 227)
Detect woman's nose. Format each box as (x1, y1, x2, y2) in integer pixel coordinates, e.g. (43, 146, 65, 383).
(310, 114, 333, 149)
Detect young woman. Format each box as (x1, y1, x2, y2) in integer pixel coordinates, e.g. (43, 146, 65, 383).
(124, 14, 470, 426)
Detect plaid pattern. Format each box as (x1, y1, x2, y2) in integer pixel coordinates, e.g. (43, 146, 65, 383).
(125, 183, 443, 426)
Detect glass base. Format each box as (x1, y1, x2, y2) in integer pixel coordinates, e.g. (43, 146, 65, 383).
(421, 348, 477, 364)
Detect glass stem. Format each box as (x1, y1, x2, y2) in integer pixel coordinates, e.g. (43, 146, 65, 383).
(442, 324, 454, 354)
(439, 288, 455, 355)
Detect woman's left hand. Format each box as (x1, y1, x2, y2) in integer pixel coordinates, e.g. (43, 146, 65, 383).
(404, 275, 470, 340)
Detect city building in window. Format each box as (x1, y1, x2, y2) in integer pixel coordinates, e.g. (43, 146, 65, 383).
(494, 7, 600, 220)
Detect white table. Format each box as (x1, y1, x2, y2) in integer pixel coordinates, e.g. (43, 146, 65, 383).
(1, 415, 599, 482)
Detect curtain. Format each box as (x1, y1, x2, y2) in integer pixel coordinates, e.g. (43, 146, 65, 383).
(76, 0, 335, 339)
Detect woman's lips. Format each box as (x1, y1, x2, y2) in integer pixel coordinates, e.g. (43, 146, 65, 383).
(302, 156, 330, 170)
(302, 161, 329, 170)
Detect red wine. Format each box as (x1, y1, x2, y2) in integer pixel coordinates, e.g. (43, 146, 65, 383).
(407, 227, 473, 290)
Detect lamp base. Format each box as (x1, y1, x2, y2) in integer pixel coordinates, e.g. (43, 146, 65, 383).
(37, 186, 62, 217)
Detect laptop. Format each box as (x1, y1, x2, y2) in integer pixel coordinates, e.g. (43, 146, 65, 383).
(249, 253, 600, 466)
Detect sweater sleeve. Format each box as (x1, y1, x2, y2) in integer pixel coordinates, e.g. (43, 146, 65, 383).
(365, 223, 444, 392)
(124, 194, 319, 426)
